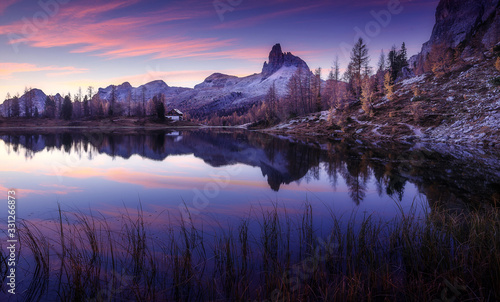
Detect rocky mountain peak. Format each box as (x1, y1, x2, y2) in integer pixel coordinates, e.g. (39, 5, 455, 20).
(118, 82, 132, 90)
(143, 80, 169, 88)
(262, 43, 309, 77)
(413, 0, 500, 73)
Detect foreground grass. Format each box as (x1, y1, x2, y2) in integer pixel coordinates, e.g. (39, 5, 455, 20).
(2, 202, 499, 301)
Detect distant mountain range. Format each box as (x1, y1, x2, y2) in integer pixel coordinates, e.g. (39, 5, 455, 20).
(1, 0, 498, 120)
(0, 43, 310, 118)
(95, 43, 311, 118)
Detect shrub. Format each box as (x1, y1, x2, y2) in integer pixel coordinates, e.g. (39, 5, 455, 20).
(411, 95, 428, 102)
(493, 44, 500, 55)
(489, 76, 500, 87)
(411, 103, 424, 122)
(427, 43, 454, 77)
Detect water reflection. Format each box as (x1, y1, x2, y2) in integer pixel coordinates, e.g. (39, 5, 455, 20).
(1, 129, 499, 208)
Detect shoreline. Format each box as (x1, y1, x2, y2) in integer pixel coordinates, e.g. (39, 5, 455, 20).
(1, 116, 499, 151)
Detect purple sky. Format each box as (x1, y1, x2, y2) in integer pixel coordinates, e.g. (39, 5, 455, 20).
(0, 0, 439, 98)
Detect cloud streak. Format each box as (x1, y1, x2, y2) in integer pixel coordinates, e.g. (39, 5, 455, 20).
(213, 3, 326, 29)
(0, 62, 88, 79)
(0, 0, 20, 15)
(0, 0, 240, 60)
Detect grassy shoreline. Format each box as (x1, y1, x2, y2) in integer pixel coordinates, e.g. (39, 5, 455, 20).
(2, 203, 499, 301)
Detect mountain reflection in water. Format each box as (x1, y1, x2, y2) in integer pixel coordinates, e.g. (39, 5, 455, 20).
(1, 129, 499, 209)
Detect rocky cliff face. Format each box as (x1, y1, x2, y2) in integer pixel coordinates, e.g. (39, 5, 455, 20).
(262, 44, 309, 77)
(413, 0, 500, 73)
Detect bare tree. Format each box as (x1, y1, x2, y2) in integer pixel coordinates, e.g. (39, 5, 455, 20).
(87, 86, 94, 116)
(5, 93, 11, 117)
(313, 68, 323, 111)
(108, 85, 116, 116)
(127, 90, 132, 117)
(264, 82, 278, 122)
(142, 86, 146, 117)
(23, 87, 34, 118)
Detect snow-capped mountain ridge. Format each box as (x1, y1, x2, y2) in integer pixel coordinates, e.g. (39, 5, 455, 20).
(0, 44, 310, 117)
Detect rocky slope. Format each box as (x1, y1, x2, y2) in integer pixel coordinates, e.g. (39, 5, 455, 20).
(268, 51, 500, 146)
(271, 0, 500, 146)
(413, 0, 500, 73)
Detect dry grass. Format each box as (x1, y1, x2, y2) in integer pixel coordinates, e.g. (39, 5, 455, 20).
(5, 202, 500, 301)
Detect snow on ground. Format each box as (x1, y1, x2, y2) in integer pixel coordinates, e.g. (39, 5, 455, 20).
(399, 123, 424, 138)
(401, 74, 426, 86)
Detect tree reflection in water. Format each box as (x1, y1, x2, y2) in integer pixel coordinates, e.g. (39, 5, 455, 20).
(1, 129, 499, 208)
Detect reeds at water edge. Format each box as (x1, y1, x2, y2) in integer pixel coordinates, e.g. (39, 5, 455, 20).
(2, 200, 498, 301)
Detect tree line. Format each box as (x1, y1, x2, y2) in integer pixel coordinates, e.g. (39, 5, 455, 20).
(3, 38, 457, 125)
(2, 86, 169, 121)
(203, 38, 413, 126)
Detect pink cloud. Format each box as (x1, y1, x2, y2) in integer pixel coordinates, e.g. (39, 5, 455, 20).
(0, 0, 19, 15)
(0, 183, 82, 198)
(0, 62, 88, 79)
(42, 166, 270, 190)
(0, 0, 241, 61)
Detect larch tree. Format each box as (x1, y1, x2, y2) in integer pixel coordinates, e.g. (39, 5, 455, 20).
(361, 75, 375, 116)
(384, 71, 395, 101)
(376, 50, 386, 92)
(494, 43, 500, 72)
(349, 38, 370, 99)
(426, 42, 454, 77)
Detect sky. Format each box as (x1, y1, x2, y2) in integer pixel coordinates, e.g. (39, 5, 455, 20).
(0, 0, 439, 99)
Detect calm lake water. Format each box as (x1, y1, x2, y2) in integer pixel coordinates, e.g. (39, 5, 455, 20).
(1, 129, 499, 225)
(1, 129, 499, 300)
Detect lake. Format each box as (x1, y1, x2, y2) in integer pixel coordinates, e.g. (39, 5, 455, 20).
(0, 129, 499, 301)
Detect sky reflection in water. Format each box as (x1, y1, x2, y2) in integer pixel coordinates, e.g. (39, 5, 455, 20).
(0, 130, 435, 231)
